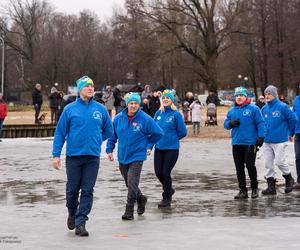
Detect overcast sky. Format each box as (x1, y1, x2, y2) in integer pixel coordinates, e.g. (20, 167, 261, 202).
(48, 0, 125, 20)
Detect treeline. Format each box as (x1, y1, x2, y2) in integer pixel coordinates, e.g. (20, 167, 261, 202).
(1, 0, 300, 98)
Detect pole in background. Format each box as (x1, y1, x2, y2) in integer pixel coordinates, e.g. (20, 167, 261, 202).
(0, 36, 5, 95)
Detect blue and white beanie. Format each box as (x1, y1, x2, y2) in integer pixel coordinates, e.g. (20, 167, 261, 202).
(124, 92, 141, 106)
(76, 76, 94, 93)
(234, 86, 247, 97)
(162, 89, 175, 103)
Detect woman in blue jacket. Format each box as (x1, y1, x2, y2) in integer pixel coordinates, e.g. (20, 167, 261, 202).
(106, 92, 163, 220)
(148, 89, 187, 208)
(224, 86, 266, 199)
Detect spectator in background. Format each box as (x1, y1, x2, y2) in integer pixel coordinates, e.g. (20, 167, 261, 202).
(113, 85, 124, 114)
(256, 95, 265, 109)
(49, 86, 60, 124)
(279, 95, 289, 105)
(0, 93, 7, 142)
(149, 90, 161, 118)
(206, 90, 219, 106)
(32, 83, 43, 124)
(141, 98, 150, 115)
(103, 86, 115, 117)
(190, 99, 203, 136)
(57, 91, 65, 121)
(173, 89, 180, 109)
(141, 85, 152, 100)
(94, 91, 105, 104)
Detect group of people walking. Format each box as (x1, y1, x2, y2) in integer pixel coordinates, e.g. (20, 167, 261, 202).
(52, 76, 186, 236)
(225, 85, 298, 199)
(51, 75, 300, 237)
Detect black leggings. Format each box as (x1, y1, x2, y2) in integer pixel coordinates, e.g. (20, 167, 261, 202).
(232, 145, 258, 191)
(154, 148, 179, 199)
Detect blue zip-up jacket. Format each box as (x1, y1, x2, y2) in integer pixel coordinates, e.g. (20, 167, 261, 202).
(148, 107, 187, 150)
(52, 97, 113, 157)
(293, 95, 300, 134)
(224, 103, 266, 145)
(262, 98, 298, 143)
(106, 108, 163, 165)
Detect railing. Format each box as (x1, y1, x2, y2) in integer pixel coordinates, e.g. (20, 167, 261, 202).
(2, 124, 56, 138)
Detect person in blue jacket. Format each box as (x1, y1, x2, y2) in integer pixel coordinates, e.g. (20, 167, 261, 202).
(293, 94, 300, 189)
(52, 76, 113, 237)
(106, 92, 163, 220)
(148, 89, 187, 208)
(261, 85, 297, 195)
(224, 86, 266, 199)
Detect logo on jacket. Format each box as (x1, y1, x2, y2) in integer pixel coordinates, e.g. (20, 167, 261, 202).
(243, 109, 251, 116)
(167, 116, 174, 123)
(272, 111, 281, 117)
(132, 122, 142, 131)
(93, 111, 102, 120)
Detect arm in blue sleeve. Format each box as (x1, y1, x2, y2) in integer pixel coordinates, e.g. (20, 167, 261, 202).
(52, 109, 69, 157)
(255, 108, 266, 138)
(175, 112, 187, 139)
(147, 112, 160, 150)
(101, 109, 114, 141)
(145, 117, 163, 145)
(285, 105, 298, 136)
(224, 109, 232, 130)
(106, 119, 118, 153)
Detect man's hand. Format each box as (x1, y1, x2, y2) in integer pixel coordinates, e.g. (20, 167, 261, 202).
(52, 157, 61, 170)
(229, 119, 240, 128)
(289, 136, 294, 142)
(108, 153, 114, 161)
(256, 137, 264, 147)
(147, 149, 151, 156)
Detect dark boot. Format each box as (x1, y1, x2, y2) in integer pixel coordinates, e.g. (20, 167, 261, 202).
(262, 177, 276, 195)
(234, 189, 248, 199)
(251, 188, 259, 199)
(137, 195, 147, 215)
(122, 204, 134, 220)
(75, 225, 89, 237)
(283, 173, 295, 193)
(158, 198, 171, 208)
(67, 215, 75, 230)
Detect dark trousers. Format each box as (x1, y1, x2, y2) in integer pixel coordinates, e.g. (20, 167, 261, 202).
(50, 107, 58, 123)
(232, 145, 258, 191)
(119, 161, 143, 206)
(294, 134, 300, 183)
(34, 104, 41, 123)
(0, 119, 3, 138)
(66, 156, 100, 226)
(154, 149, 179, 199)
(193, 122, 200, 135)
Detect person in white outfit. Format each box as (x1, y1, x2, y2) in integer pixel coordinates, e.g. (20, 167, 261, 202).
(190, 99, 203, 135)
(261, 85, 298, 195)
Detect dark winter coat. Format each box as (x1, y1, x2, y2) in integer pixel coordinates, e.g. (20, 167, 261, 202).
(32, 88, 43, 105)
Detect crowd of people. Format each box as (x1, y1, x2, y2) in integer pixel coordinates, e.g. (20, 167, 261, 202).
(2, 76, 300, 238)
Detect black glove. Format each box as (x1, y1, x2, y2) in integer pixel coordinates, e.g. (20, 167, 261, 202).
(256, 137, 264, 147)
(229, 119, 240, 128)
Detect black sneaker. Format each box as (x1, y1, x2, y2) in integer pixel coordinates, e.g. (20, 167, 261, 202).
(75, 225, 89, 237)
(67, 216, 75, 230)
(251, 189, 259, 199)
(234, 190, 248, 199)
